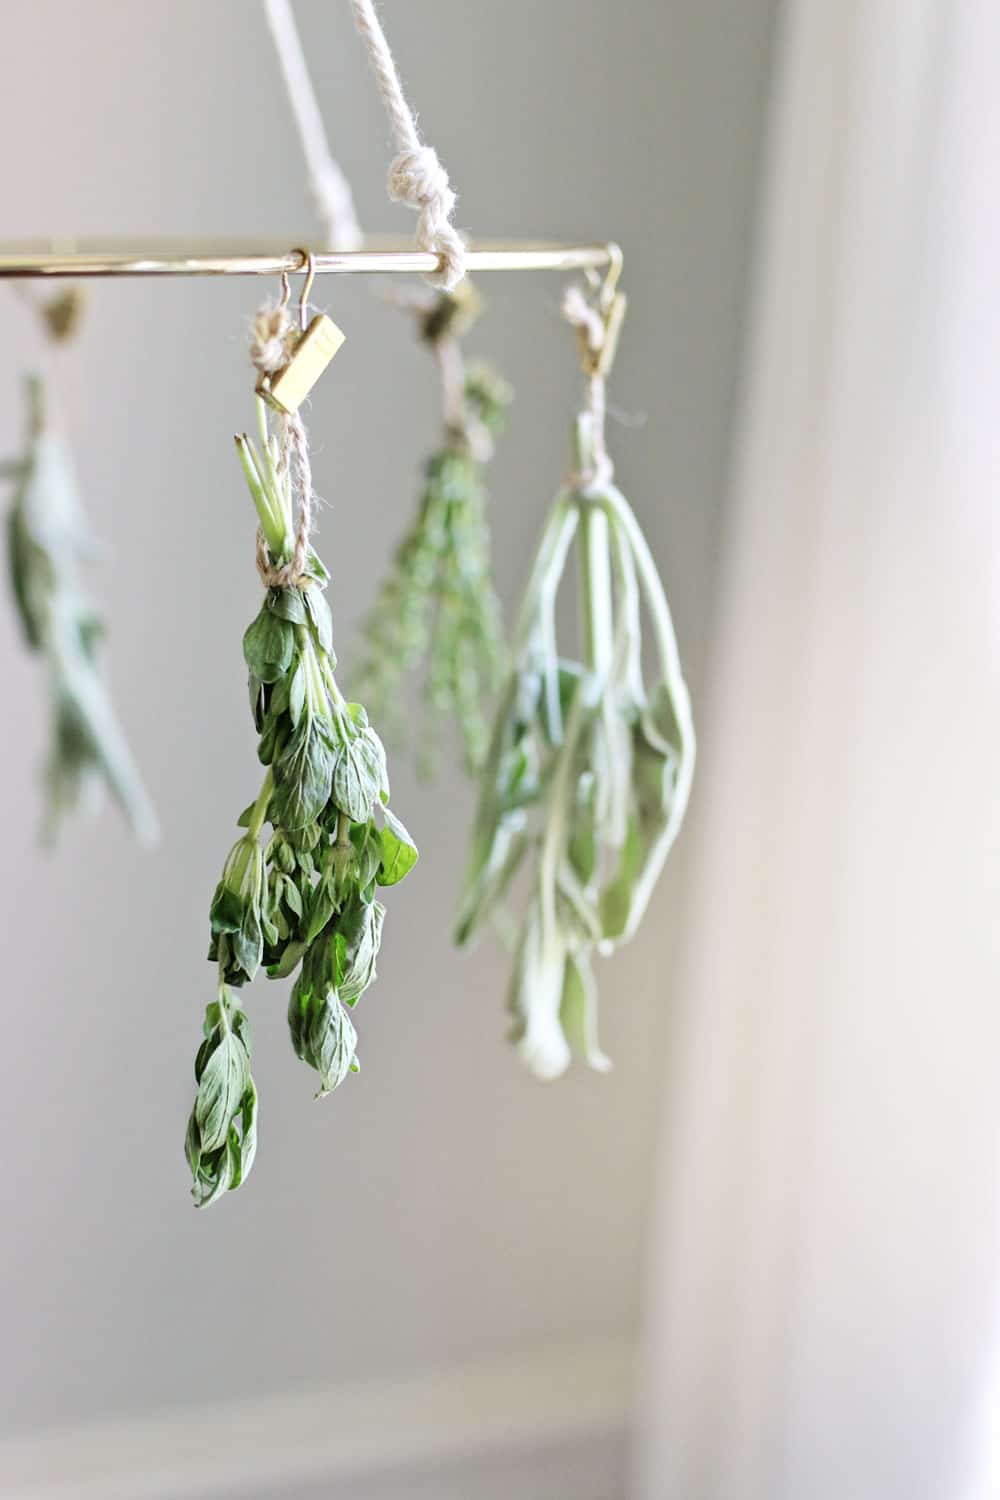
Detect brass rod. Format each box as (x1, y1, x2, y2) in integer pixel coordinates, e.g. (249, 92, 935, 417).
(0, 240, 616, 280)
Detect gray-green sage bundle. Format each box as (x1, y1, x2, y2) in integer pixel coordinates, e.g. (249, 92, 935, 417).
(3, 363, 158, 845)
(352, 286, 511, 774)
(185, 302, 418, 1207)
(456, 283, 695, 1079)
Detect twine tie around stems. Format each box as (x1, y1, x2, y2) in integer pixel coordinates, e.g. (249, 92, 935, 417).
(561, 284, 615, 491)
(249, 300, 316, 587)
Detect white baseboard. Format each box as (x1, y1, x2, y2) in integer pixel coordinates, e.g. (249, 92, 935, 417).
(0, 1337, 632, 1500)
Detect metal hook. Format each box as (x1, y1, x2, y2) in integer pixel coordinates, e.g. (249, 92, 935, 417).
(292, 248, 316, 332)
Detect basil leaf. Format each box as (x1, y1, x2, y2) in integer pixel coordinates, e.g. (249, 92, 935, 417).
(308, 993, 358, 1097)
(288, 662, 305, 727)
(377, 808, 418, 886)
(331, 735, 382, 821)
(230, 1080, 258, 1189)
(338, 898, 385, 1003)
(353, 822, 383, 889)
(267, 938, 307, 980)
(305, 880, 336, 945)
(195, 1024, 250, 1153)
(209, 882, 243, 935)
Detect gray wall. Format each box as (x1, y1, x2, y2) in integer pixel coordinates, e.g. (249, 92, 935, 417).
(0, 0, 776, 1438)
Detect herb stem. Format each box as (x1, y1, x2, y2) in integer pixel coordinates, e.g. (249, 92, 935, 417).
(235, 434, 289, 559)
(580, 502, 614, 679)
(247, 767, 274, 840)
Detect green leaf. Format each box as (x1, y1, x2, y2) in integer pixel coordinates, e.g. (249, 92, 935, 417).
(599, 815, 642, 943)
(268, 586, 307, 624)
(272, 719, 335, 830)
(232, 902, 263, 980)
(243, 605, 294, 683)
(230, 1080, 258, 1189)
(352, 822, 383, 889)
(267, 938, 307, 980)
(305, 587, 334, 657)
(279, 872, 303, 919)
(288, 662, 305, 727)
(640, 681, 684, 759)
(287, 972, 310, 1058)
(308, 993, 358, 1097)
(235, 801, 257, 830)
(365, 727, 390, 804)
(567, 772, 597, 884)
(377, 808, 418, 886)
(305, 880, 337, 944)
(330, 735, 382, 822)
(303, 549, 330, 588)
(195, 1025, 250, 1153)
(209, 882, 243, 935)
(191, 1143, 235, 1208)
(559, 950, 612, 1072)
(338, 898, 385, 1003)
(184, 1109, 201, 1178)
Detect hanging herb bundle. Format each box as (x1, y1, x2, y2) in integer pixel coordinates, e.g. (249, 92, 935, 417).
(3, 290, 158, 845)
(351, 283, 511, 775)
(184, 297, 418, 1207)
(455, 279, 696, 1079)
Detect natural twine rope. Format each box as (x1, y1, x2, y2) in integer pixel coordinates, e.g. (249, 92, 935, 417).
(264, 0, 363, 252)
(249, 302, 316, 587)
(562, 284, 614, 489)
(349, 0, 466, 290)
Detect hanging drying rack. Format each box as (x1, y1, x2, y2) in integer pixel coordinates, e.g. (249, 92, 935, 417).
(0, 239, 620, 282)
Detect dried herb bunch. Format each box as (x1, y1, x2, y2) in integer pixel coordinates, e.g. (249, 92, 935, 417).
(3, 289, 157, 844)
(455, 281, 696, 1079)
(351, 283, 511, 775)
(184, 305, 417, 1206)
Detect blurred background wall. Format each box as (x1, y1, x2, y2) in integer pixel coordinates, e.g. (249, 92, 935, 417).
(635, 1, 1000, 1497)
(0, 2, 779, 1496)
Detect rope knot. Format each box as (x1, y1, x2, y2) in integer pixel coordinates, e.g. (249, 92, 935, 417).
(388, 144, 451, 211)
(561, 284, 607, 372)
(250, 302, 295, 376)
(386, 145, 466, 291)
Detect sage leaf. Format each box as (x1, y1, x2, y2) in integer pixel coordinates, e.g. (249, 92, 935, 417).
(456, 389, 696, 1080)
(559, 951, 611, 1073)
(3, 373, 158, 845)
